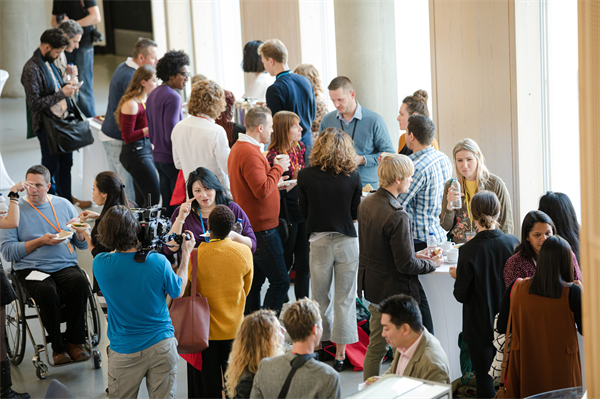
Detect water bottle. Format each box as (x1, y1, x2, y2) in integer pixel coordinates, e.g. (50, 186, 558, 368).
(427, 230, 437, 257)
(450, 178, 462, 209)
(0, 194, 8, 218)
(232, 218, 243, 234)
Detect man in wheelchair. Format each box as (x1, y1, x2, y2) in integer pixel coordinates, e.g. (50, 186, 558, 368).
(0, 165, 89, 365)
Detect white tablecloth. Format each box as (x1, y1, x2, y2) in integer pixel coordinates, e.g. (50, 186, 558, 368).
(71, 119, 108, 201)
(420, 262, 463, 381)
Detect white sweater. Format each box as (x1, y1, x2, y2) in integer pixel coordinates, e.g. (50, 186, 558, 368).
(172, 115, 230, 192)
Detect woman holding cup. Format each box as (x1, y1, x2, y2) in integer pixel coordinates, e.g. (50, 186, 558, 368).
(266, 111, 310, 300)
(450, 190, 519, 399)
(440, 138, 513, 243)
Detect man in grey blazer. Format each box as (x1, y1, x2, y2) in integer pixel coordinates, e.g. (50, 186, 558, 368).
(366, 294, 450, 386)
(250, 298, 341, 399)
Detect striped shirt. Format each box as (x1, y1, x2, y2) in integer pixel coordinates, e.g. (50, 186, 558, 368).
(398, 146, 452, 243)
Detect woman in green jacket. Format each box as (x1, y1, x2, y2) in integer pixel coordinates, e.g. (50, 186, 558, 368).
(440, 138, 513, 243)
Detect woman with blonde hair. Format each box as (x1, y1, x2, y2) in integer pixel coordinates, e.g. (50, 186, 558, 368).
(266, 111, 310, 300)
(115, 65, 160, 207)
(294, 64, 327, 140)
(224, 310, 284, 399)
(440, 138, 513, 243)
(297, 127, 362, 372)
(171, 79, 231, 192)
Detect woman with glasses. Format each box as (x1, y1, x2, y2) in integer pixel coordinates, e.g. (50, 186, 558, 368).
(146, 50, 191, 217)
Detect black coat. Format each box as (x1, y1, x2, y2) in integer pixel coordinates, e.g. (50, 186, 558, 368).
(453, 229, 519, 347)
(357, 188, 435, 304)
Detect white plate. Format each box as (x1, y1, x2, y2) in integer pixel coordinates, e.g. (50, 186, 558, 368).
(277, 179, 297, 188)
(443, 254, 458, 264)
(67, 223, 90, 233)
(199, 232, 210, 238)
(53, 231, 74, 241)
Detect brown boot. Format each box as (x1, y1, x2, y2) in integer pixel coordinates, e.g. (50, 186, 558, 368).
(72, 196, 92, 209)
(67, 343, 90, 362)
(52, 351, 72, 365)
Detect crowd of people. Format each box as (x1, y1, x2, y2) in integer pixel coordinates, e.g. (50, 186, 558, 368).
(0, 12, 585, 399)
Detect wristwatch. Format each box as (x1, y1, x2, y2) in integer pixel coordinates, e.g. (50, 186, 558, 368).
(8, 191, 19, 199)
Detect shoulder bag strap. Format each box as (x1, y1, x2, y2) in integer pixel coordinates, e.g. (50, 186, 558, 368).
(190, 248, 199, 297)
(500, 278, 521, 387)
(277, 354, 316, 398)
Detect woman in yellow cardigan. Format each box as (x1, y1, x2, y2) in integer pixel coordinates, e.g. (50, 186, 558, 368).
(187, 205, 253, 399)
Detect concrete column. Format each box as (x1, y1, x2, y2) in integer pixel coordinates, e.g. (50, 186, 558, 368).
(0, 0, 48, 98)
(333, 0, 399, 148)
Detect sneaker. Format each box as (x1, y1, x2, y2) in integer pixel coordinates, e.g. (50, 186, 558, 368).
(53, 351, 72, 365)
(67, 343, 90, 361)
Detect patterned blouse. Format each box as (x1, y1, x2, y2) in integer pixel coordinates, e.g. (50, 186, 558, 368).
(503, 251, 583, 287)
(266, 141, 306, 178)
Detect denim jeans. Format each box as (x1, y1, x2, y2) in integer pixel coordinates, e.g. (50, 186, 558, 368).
(66, 44, 96, 118)
(245, 227, 290, 315)
(120, 138, 160, 208)
(154, 161, 179, 218)
(310, 233, 359, 345)
(102, 140, 135, 202)
(37, 127, 73, 202)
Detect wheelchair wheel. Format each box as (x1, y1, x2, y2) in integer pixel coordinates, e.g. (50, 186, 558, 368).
(35, 362, 48, 380)
(5, 274, 26, 365)
(85, 294, 101, 350)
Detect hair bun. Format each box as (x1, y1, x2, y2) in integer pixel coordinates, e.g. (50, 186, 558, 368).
(413, 89, 429, 104)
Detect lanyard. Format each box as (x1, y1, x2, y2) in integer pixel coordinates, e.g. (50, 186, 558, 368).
(209, 238, 223, 243)
(27, 196, 62, 233)
(339, 118, 358, 140)
(138, 97, 146, 110)
(196, 209, 209, 243)
(285, 143, 303, 175)
(465, 189, 474, 229)
(276, 70, 291, 79)
(198, 115, 212, 123)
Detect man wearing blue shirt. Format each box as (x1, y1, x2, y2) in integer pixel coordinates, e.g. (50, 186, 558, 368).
(93, 205, 194, 399)
(319, 77, 395, 189)
(259, 39, 316, 162)
(0, 165, 89, 366)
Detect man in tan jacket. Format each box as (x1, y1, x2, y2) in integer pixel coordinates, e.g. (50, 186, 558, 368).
(366, 294, 450, 386)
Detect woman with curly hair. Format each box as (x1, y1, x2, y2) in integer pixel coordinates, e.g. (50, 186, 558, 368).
(172, 79, 230, 193)
(266, 111, 310, 300)
(114, 65, 160, 208)
(146, 50, 190, 216)
(294, 64, 327, 140)
(224, 310, 285, 399)
(297, 127, 362, 372)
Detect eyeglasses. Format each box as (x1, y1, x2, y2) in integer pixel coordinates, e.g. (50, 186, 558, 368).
(179, 71, 192, 79)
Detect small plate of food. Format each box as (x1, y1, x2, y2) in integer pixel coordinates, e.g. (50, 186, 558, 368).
(53, 230, 74, 240)
(277, 179, 297, 188)
(362, 183, 374, 197)
(68, 222, 90, 233)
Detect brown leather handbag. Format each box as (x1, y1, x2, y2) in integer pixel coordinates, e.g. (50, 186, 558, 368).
(169, 250, 210, 354)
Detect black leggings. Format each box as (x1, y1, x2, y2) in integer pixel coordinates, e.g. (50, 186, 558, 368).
(187, 339, 233, 399)
(283, 220, 310, 300)
(468, 344, 496, 398)
(120, 138, 160, 208)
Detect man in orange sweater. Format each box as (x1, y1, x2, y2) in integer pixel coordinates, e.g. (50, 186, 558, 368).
(228, 107, 291, 315)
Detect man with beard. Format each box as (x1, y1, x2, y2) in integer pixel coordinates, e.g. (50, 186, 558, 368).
(21, 29, 77, 204)
(318, 77, 395, 189)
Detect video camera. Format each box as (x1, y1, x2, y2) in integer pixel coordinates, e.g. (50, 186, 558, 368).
(130, 197, 190, 263)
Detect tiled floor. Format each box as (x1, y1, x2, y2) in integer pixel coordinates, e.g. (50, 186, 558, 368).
(1, 55, 379, 398)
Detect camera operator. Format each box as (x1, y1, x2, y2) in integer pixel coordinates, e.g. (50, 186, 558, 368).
(93, 205, 194, 399)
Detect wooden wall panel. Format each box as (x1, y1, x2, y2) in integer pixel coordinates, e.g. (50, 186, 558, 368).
(578, 0, 600, 395)
(239, 0, 302, 70)
(430, 0, 518, 230)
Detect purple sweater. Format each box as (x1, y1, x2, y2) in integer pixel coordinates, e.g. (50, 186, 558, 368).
(163, 201, 257, 255)
(146, 85, 183, 164)
(504, 251, 583, 287)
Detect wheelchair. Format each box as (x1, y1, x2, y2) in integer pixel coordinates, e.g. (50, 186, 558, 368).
(4, 265, 102, 379)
